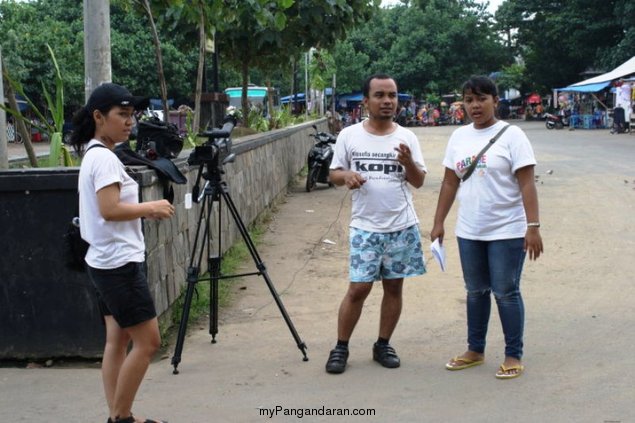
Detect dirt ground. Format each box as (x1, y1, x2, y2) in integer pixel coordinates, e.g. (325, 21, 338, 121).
(1, 121, 634, 422)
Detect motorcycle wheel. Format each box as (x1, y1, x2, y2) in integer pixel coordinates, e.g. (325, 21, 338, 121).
(306, 165, 320, 192)
(546, 121, 554, 130)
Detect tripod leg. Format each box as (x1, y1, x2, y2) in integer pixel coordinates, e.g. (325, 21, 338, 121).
(209, 255, 221, 343)
(220, 186, 309, 361)
(171, 193, 213, 374)
(170, 266, 200, 374)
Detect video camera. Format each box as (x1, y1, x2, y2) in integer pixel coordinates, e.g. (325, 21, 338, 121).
(187, 114, 237, 169)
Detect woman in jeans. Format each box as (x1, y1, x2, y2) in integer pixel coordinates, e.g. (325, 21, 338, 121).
(72, 83, 174, 422)
(430, 76, 543, 379)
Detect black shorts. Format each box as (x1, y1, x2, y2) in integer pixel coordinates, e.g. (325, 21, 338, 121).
(87, 262, 157, 328)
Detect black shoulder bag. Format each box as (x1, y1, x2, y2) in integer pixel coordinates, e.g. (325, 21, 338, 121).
(63, 144, 107, 272)
(461, 124, 511, 182)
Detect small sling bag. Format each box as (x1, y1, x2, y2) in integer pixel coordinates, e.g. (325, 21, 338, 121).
(461, 124, 511, 182)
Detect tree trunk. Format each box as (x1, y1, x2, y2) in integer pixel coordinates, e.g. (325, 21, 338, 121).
(290, 58, 296, 114)
(266, 78, 274, 122)
(141, 0, 169, 121)
(193, 10, 205, 132)
(2, 65, 37, 167)
(0, 47, 8, 169)
(241, 59, 250, 124)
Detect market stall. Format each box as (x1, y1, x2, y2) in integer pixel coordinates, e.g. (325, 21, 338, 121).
(554, 56, 635, 129)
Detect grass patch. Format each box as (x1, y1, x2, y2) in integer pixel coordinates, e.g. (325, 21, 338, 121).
(9, 156, 51, 168)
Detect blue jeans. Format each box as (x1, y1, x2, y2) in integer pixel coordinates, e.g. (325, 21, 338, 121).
(457, 237, 526, 359)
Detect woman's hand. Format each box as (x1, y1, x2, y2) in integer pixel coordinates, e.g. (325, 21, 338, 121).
(146, 199, 175, 220)
(524, 227, 543, 260)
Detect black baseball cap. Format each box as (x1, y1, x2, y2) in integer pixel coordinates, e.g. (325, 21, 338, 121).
(87, 83, 149, 113)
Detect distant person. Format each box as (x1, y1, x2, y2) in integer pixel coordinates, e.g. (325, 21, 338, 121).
(498, 101, 510, 119)
(430, 75, 543, 380)
(535, 103, 544, 116)
(325, 74, 427, 374)
(71, 83, 173, 423)
(396, 105, 408, 126)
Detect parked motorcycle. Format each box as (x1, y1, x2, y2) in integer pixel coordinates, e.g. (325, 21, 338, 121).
(544, 112, 569, 129)
(306, 125, 337, 192)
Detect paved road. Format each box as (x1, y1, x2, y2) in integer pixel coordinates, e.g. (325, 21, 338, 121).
(1, 121, 634, 423)
(5, 139, 51, 163)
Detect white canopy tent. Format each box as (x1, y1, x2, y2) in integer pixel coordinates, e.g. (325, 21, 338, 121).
(554, 56, 635, 110)
(568, 56, 635, 88)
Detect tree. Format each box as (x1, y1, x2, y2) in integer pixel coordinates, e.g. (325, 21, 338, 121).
(0, 0, 196, 113)
(331, 40, 370, 94)
(129, 0, 171, 121)
(332, 1, 508, 97)
(218, 0, 378, 120)
(494, 0, 629, 92)
(596, 0, 635, 69)
(495, 63, 527, 94)
(215, 0, 294, 120)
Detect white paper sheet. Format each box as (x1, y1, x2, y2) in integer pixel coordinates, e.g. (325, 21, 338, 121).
(430, 238, 447, 272)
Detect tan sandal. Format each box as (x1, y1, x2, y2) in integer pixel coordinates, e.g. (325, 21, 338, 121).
(495, 364, 524, 379)
(445, 356, 484, 371)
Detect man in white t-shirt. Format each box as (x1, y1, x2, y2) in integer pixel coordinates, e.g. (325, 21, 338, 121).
(325, 74, 427, 374)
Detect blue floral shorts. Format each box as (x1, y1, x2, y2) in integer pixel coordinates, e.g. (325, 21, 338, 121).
(349, 225, 426, 282)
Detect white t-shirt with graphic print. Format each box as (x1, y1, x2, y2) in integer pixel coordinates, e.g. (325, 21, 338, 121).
(79, 139, 145, 269)
(330, 121, 427, 233)
(443, 120, 537, 241)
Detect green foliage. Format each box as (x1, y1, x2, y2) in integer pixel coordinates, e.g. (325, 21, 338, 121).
(331, 41, 370, 94)
(496, 63, 526, 93)
(333, 1, 508, 97)
(268, 105, 298, 130)
(246, 108, 270, 132)
(309, 49, 335, 92)
(0, 0, 196, 111)
(1, 0, 631, 114)
(425, 93, 441, 106)
(494, 0, 631, 92)
(181, 108, 198, 149)
(1, 43, 74, 167)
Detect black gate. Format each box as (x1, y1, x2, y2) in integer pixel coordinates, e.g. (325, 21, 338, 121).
(0, 168, 104, 359)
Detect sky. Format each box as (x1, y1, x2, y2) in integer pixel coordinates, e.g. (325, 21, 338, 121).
(381, 0, 504, 14)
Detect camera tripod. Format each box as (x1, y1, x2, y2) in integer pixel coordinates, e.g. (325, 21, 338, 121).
(170, 164, 309, 374)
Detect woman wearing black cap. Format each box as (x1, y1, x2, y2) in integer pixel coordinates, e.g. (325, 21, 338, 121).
(71, 83, 172, 423)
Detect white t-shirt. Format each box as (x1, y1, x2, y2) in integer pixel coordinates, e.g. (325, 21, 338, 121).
(78, 140, 145, 269)
(442, 121, 536, 241)
(330, 121, 427, 232)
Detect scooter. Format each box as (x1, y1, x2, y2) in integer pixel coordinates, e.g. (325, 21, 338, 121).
(545, 112, 569, 129)
(306, 125, 337, 192)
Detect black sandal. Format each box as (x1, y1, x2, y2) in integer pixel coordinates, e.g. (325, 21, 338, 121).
(113, 413, 167, 423)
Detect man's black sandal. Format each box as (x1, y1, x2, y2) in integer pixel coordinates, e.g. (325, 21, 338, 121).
(325, 346, 349, 374)
(373, 342, 400, 368)
(113, 415, 168, 423)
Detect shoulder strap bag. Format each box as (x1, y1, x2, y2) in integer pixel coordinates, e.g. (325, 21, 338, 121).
(63, 143, 108, 272)
(461, 124, 511, 182)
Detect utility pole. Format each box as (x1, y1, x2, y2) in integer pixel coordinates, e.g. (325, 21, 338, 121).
(0, 46, 8, 169)
(83, 0, 112, 101)
(304, 52, 309, 118)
